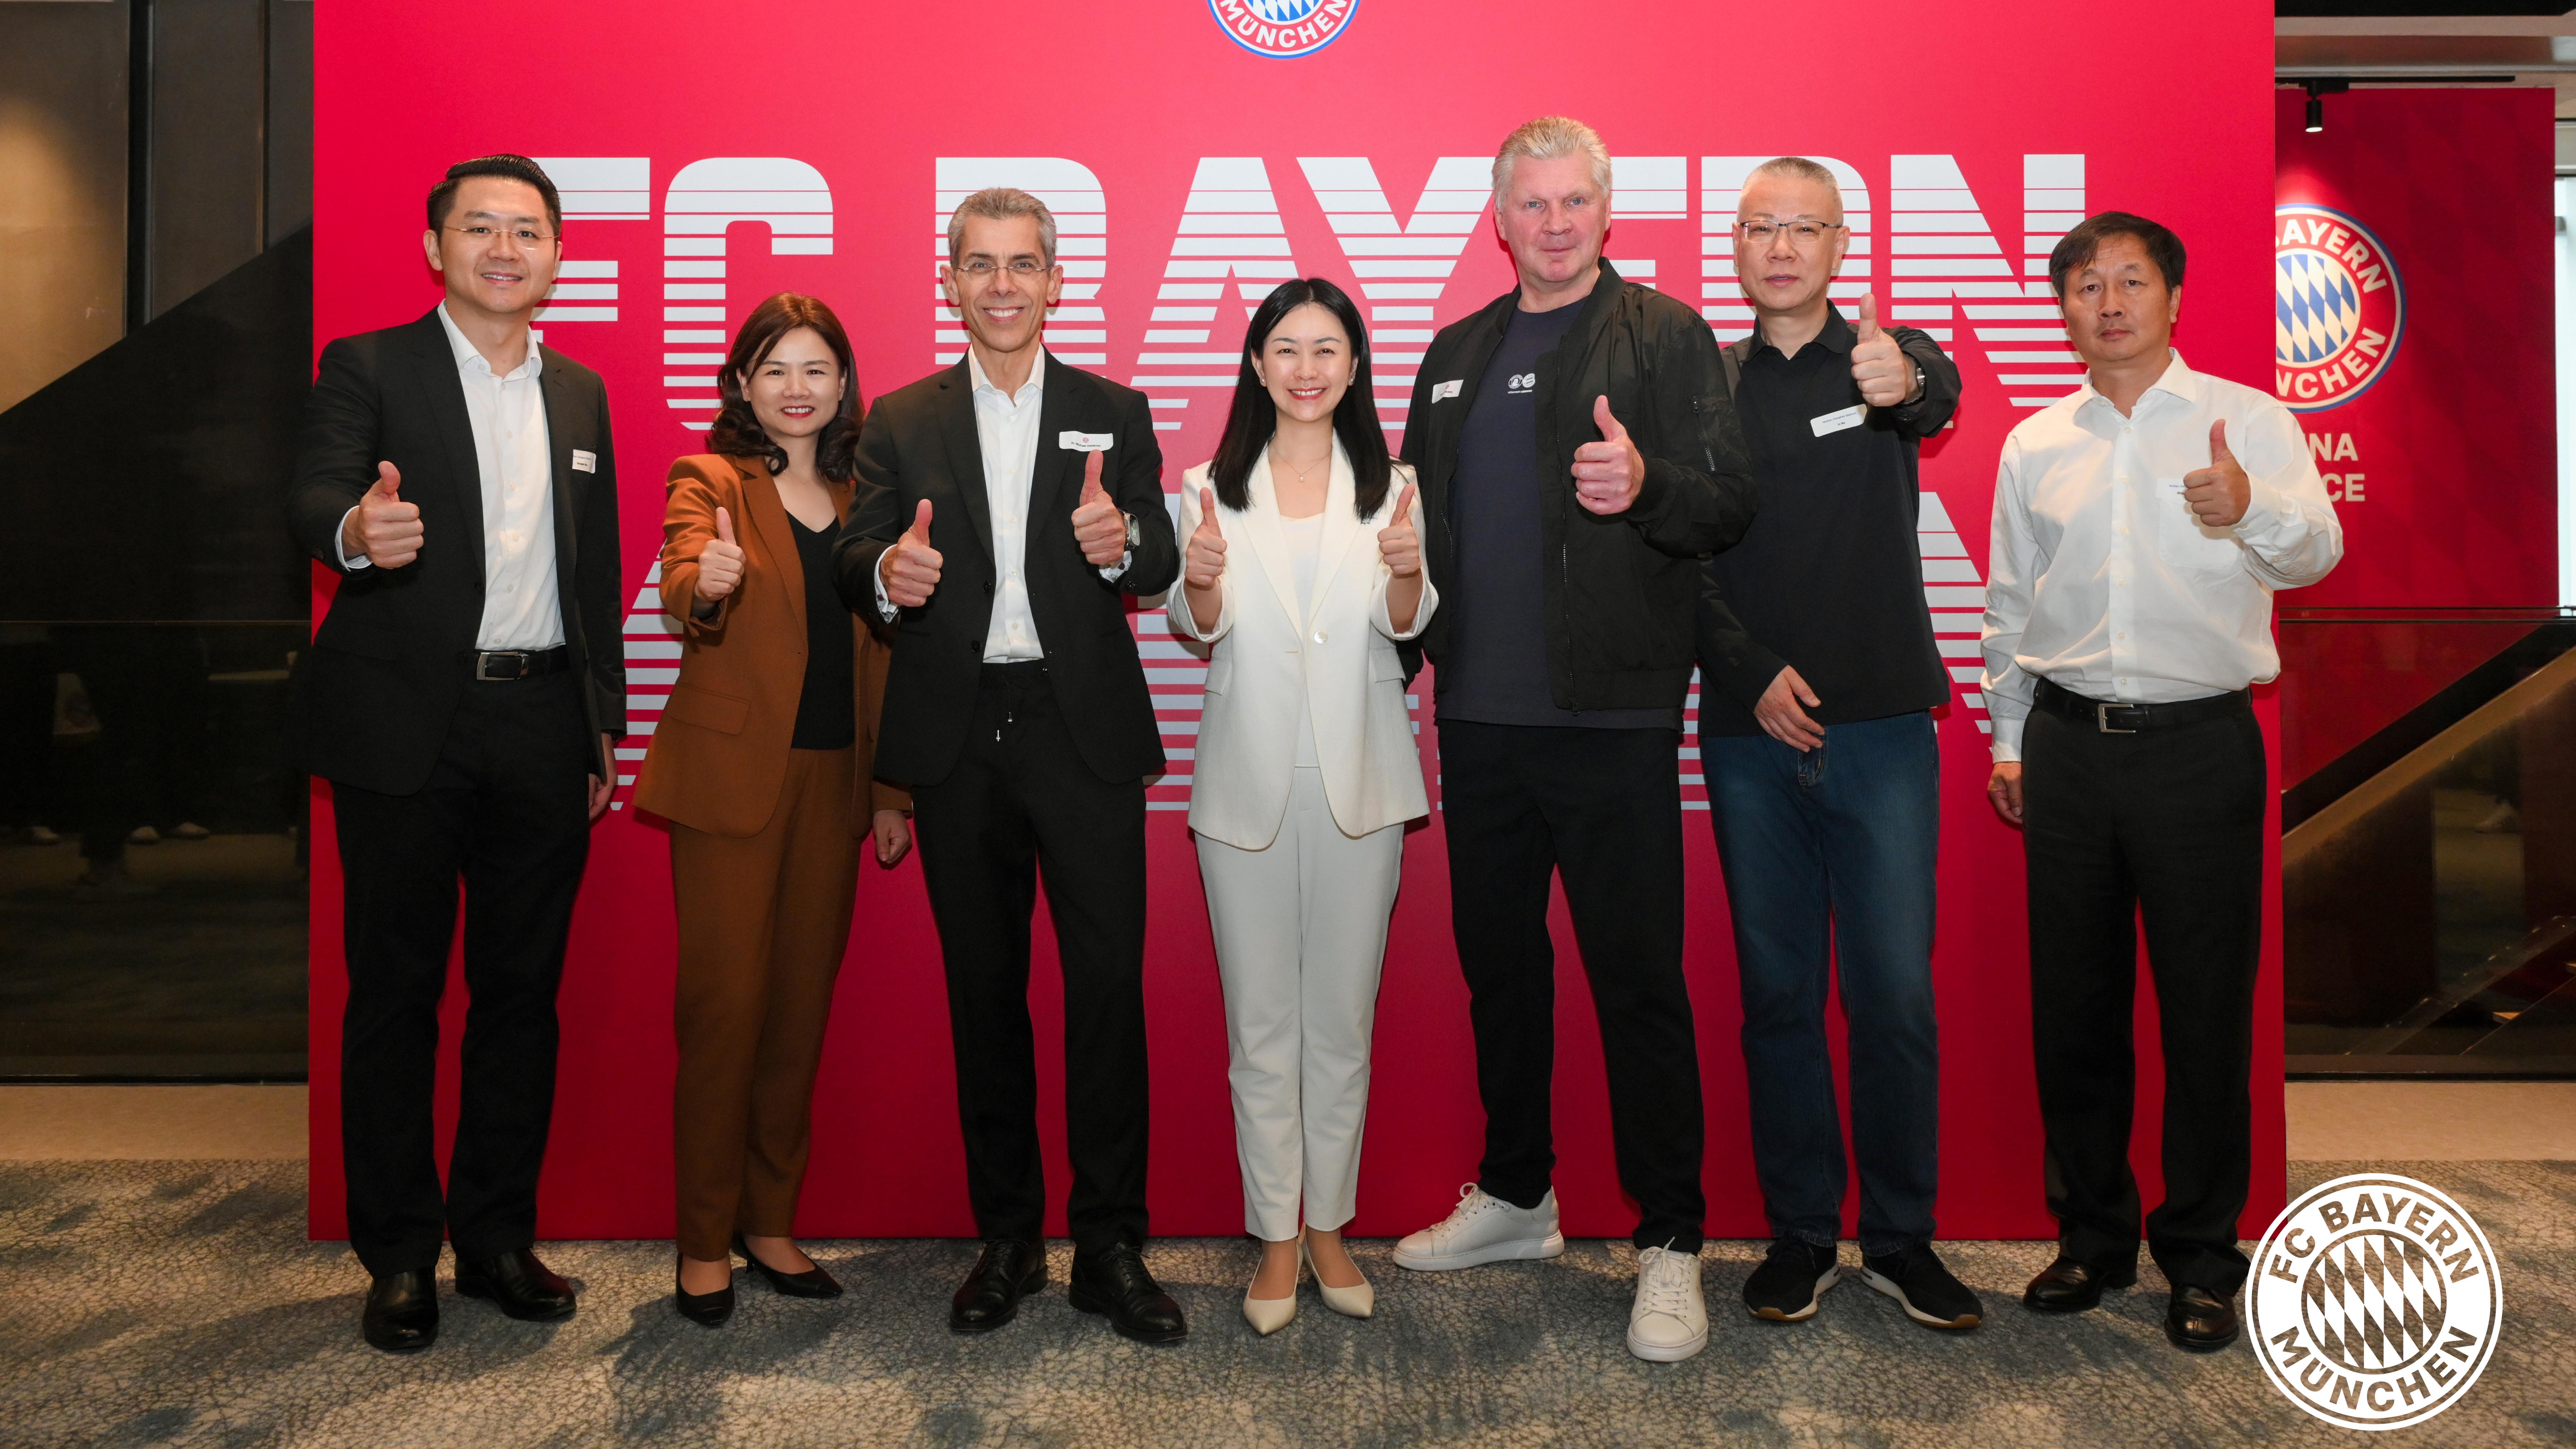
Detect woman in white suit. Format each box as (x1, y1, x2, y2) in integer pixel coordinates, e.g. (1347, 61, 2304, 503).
(1171, 277, 1436, 1335)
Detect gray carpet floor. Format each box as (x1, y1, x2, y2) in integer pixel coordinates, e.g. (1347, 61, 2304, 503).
(2, 1160, 2569, 1447)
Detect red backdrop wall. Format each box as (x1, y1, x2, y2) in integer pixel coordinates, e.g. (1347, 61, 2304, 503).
(2273, 88, 2559, 782)
(307, 0, 2286, 1243)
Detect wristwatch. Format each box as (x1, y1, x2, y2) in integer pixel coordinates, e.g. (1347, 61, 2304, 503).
(1120, 511, 1140, 552)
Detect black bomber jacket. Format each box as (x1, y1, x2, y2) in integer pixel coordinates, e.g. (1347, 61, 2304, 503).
(1398, 261, 1758, 713)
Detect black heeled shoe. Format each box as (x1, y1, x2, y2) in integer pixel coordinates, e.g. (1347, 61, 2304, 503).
(733, 1233, 843, 1299)
(674, 1254, 735, 1326)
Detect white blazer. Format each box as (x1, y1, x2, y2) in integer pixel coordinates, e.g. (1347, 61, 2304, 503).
(1170, 443, 1437, 850)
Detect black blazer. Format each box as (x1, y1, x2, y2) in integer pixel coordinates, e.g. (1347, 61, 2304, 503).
(285, 307, 624, 794)
(832, 354, 1177, 788)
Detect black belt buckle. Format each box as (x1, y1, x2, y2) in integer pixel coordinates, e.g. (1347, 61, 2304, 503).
(2094, 700, 2138, 734)
(475, 650, 531, 681)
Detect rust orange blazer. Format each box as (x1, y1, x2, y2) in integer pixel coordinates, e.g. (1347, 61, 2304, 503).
(633, 453, 910, 837)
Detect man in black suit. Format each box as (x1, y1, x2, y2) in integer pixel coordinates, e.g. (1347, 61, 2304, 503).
(286, 155, 623, 1353)
(833, 188, 1184, 1343)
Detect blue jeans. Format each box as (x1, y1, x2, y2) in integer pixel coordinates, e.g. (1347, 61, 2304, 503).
(1704, 710, 1940, 1256)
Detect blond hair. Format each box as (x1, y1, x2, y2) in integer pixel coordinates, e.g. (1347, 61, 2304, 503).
(946, 187, 1057, 266)
(1491, 116, 1612, 203)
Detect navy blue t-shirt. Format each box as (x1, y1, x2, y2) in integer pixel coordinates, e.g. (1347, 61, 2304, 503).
(1438, 302, 1679, 730)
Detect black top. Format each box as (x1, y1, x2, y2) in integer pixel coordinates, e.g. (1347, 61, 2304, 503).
(283, 308, 625, 796)
(1441, 302, 1677, 730)
(1695, 306, 1961, 736)
(788, 511, 856, 750)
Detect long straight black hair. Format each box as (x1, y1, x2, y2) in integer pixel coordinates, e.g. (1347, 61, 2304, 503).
(1208, 277, 1392, 519)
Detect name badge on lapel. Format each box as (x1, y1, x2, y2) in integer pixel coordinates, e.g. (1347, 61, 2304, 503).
(1059, 432, 1113, 452)
(1432, 379, 1463, 403)
(571, 449, 598, 473)
(1809, 405, 1865, 438)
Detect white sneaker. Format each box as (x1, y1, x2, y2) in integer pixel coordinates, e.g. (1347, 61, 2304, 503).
(1628, 1245, 1709, 1362)
(1392, 1184, 1565, 1271)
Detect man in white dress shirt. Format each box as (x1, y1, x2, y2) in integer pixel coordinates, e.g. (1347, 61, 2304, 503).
(1981, 212, 2341, 1354)
(287, 156, 624, 1352)
(835, 188, 1185, 1343)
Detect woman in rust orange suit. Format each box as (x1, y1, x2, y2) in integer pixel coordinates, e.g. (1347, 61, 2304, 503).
(634, 293, 912, 1326)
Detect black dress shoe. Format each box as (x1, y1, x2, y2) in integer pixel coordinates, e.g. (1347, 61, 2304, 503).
(951, 1238, 1046, 1333)
(2165, 1285, 2240, 1353)
(1068, 1242, 1187, 1344)
(734, 1233, 843, 1299)
(674, 1255, 735, 1327)
(454, 1248, 577, 1321)
(2021, 1253, 2138, 1313)
(362, 1269, 439, 1352)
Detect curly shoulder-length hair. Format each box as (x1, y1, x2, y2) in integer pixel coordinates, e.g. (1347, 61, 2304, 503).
(706, 293, 863, 480)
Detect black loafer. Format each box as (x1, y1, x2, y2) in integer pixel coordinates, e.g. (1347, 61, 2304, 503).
(2021, 1253, 2138, 1313)
(1068, 1242, 1187, 1344)
(362, 1268, 439, 1352)
(951, 1238, 1046, 1333)
(454, 1248, 577, 1321)
(734, 1233, 843, 1299)
(2165, 1285, 2239, 1353)
(674, 1255, 735, 1327)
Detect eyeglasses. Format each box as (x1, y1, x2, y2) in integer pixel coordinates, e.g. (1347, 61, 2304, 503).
(1736, 219, 1846, 246)
(445, 225, 557, 246)
(951, 258, 1050, 278)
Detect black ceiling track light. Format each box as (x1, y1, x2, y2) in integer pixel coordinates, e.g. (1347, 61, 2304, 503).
(2303, 78, 2350, 133)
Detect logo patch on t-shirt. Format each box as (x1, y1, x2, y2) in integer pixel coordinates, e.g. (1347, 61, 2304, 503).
(1506, 372, 1536, 395)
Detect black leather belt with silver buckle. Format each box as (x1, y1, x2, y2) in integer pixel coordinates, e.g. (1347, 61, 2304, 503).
(2032, 678, 2248, 734)
(464, 646, 571, 681)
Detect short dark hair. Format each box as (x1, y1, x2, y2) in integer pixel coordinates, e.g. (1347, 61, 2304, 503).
(708, 293, 864, 483)
(2047, 211, 2186, 300)
(1209, 277, 1393, 521)
(427, 155, 562, 235)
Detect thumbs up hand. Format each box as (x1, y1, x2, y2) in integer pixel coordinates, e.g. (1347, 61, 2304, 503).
(1377, 481, 1422, 578)
(879, 498, 943, 608)
(693, 506, 745, 605)
(344, 461, 424, 569)
(1572, 395, 1645, 515)
(1849, 292, 1915, 407)
(1070, 448, 1127, 567)
(1183, 486, 1227, 592)
(2182, 419, 2251, 528)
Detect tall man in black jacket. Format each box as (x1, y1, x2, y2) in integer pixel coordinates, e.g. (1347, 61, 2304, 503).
(285, 156, 622, 1352)
(1386, 117, 1756, 1364)
(1697, 157, 1981, 1334)
(833, 189, 1186, 1344)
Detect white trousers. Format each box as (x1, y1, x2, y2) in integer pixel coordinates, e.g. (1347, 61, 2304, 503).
(1195, 767, 1404, 1241)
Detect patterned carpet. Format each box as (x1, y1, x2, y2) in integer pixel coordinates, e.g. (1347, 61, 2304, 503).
(2, 1160, 2569, 1447)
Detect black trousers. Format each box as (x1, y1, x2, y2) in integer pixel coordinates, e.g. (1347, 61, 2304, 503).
(330, 669, 593, 1277)
(2022, 694, 2265, 1295)
(910, 663, 1150, 1252)
(1437, 720, 1706, 1251)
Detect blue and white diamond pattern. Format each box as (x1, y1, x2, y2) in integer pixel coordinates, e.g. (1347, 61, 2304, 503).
(2277, 250, 2363, 369)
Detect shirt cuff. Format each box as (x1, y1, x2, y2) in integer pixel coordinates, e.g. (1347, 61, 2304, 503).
(871, 554, 898, 622)
(1098, 549, 1131, 582)
(334, 506, 371, 571)
(1987, 702, 2029, 762)
(2230, 475, 2289, 543)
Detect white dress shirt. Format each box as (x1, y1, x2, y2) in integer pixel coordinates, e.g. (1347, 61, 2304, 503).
(1981, 351, 2342, 762)
(337, 304, 563, 651)
(873, 347, 1127, 656)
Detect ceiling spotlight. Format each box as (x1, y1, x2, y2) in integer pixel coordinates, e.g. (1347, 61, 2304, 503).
(2306, 94, 2323, 132)
(2299, 79, 2348, 134)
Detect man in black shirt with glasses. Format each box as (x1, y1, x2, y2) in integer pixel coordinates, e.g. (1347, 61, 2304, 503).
(1697, 156, 1980, 1333)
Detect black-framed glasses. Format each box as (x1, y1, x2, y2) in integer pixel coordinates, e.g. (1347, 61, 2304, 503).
(951, 258, 1049, 278)
(444, 224, 557, 246)
(1736, 219, 1846, 246)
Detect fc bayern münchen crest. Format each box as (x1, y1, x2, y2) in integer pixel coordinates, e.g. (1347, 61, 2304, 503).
(1208, 0, 1358, 58)
(2275, 203, 2404, 413)
(2249, 1174, 2501, 1431)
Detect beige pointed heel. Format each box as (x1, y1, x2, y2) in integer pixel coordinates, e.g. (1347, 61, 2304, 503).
(1306, 1239, 1374, 1319)
(1244, 1246, 1300, 1335)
